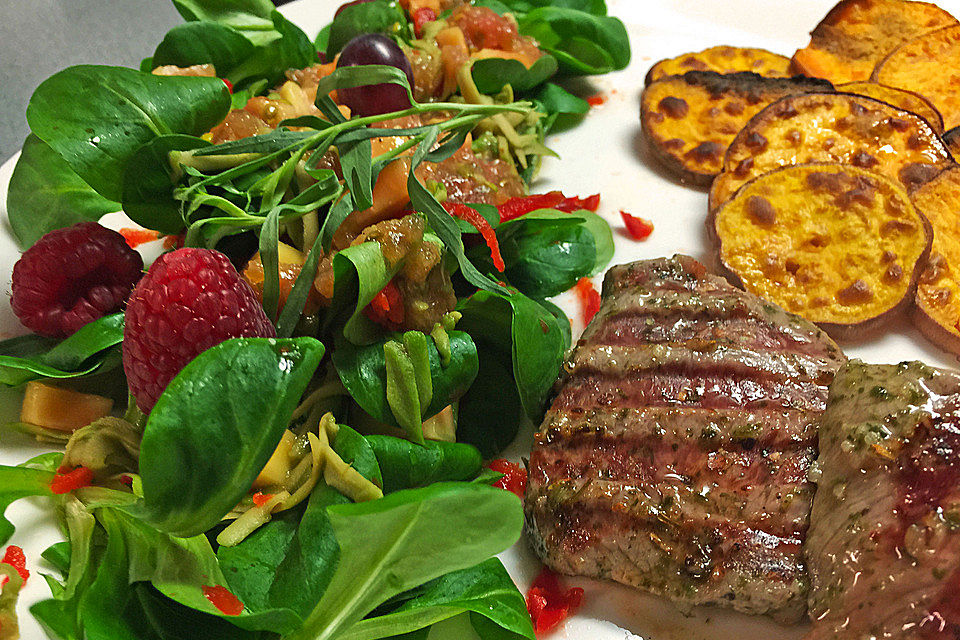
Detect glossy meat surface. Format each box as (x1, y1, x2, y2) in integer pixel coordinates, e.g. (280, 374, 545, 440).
(525, 255, 845, 620)
(806, 361, 960, 639)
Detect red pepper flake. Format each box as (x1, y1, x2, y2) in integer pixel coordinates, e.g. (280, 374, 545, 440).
(364, 280, 405, 329)
(202, 585, 244, 616)
(119, 474, 134, 486)
(443, 202, 504, 272)
(50, 466, 94, 495)
(620, 211, 654, 241)
(222, 78, 234, 93)
(586, 93, 605, 107)
(118, 227, 160, 249)
(251, 491, 273, 508)
(574, 277, 601, 326)
(412, 7, 437, 37)
(497, 191, 600, 223)
(486, 459, 527, 498)
(0, 546, 29, 586)
(526, 567, 584, 634)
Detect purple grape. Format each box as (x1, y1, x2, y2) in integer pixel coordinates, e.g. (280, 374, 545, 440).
(336, 34, 414, 117)
(334, 0, 376, 19)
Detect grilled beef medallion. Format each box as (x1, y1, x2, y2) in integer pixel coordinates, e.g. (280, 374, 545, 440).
(806, 361, 960, 639)
(525, 255, 845, 621)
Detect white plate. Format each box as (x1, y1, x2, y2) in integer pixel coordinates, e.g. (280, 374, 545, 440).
(4, 1, 960, 638)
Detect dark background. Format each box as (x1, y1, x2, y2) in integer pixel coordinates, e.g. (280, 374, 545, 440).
(0, 0, 296, 163)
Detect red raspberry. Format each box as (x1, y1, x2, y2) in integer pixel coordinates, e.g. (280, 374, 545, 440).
(122, 248, 275, 412)
(11, 222, 144, 338)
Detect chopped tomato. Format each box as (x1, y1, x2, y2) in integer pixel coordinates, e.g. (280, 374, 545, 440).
(443, 201, 504, 272)
(364, 280, 405, 328)
(50, 466, 94, 495)
(486, 459, 527, 498)
(526, 566, 584, 634)
(0, 546, 28, 585)
(497, 191, 600, 223)
(412, 7, 437, 37)
(251, 491, 273, 507)
(620, 211, 654, 241)
(118, 227, 160, 249)
(586, 94, 605, 106)
(222, 78, 234, 93)
(202, 585, 244, 616)
(574, 278, 601, 326)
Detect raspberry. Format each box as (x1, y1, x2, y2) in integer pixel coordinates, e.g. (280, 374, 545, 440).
(11, 222, 144, 338)
(123, 248, 275, 413)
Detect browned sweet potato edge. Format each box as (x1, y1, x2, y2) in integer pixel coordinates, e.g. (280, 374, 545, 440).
(644, 46, 791, 86)
(641, 72, 833, 188)
(837, 81, 945, 134)
(709, 162, 934, 341)
(707, 91, 951, 212)
(639, 80, 715, 187)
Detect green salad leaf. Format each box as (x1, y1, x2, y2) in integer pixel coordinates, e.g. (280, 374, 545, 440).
(288, 482, 523, 640)
(340, 558, 535, 640)
(171, 0, 279, 46)
(0, 465, 55, 544)
(519, 7, 630, 75)
(135, 337, 324, 537)
(0, 313, 124, 387)
(457, 290, 566, 455)
(333, 330, 478, 434)
(26, 65, 231, 201)
(6, 135, 120, 250)
(470, 55, 558, 95)
(366, 436, 482, 494)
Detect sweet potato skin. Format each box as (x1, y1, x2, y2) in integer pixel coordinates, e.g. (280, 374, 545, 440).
(836, 81, 944, 133)
(645, 46, 791, 84)
(641, 72, 833, 186)
(943, 125, 960, 157)
(713, 163, 932, 338)
(709, 92, 952, 211)
(909, 166, 960, 355)
(873, 24, 960, 130)
(791, 0, 957, 83)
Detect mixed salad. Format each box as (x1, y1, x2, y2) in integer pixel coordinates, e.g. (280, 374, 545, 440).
(0, 0, 629, 638)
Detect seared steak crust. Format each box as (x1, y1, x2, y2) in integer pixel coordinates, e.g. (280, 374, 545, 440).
(806, 361, 960, 639)
(525, 255, 845, 621)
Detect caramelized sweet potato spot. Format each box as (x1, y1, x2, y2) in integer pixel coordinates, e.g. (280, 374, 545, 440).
(710, 92, 951, 210)
(641, 72, 832, 185)
(645, 46, 791, 84)
(873, 24, 960, 130)
(714, 164, 932, 334)
(791, 0, 957, 83)
(837, 81, 944, 132)
(909, 167, 960, 354)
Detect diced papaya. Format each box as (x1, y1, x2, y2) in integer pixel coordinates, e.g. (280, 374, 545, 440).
(20, 382, 114, 433)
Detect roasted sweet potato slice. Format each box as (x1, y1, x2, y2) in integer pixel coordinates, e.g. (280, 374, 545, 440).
(645, 46, 791, 84)
(791, 0, 957, 83)
(641, 72, 832, 185)
(837, 81, 944, 132)
(873, 24, 960, 130)
(908, 167, 960, 354)
(714, 164, 932, 337)
(709, 92, 952, 210)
